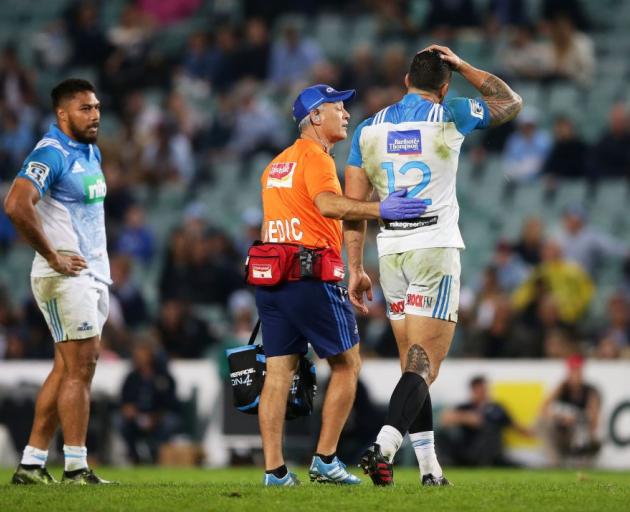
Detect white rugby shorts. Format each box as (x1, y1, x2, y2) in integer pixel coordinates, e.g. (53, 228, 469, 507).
(31, 274, 109, 342)
(379, 247, 461, 322)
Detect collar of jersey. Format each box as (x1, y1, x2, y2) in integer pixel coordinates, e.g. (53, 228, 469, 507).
(49, 123, 91, 152)
(401, 93, 438, 107)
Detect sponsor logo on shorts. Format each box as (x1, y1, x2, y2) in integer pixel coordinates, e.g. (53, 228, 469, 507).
(24, 161, 50, 188)
(387, 129, 422, 154)
(266, 162, 296, 188)
(406, 293, 434, 309)
(77, 321, 93, 332)
(389, 300, 405, 314)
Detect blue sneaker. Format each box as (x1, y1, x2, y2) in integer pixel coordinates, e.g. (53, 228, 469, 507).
(263, 471, 300, 486)
(309, 456, 361, 484)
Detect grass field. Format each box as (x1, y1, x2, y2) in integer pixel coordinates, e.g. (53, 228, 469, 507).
(1, 466, 629, 512)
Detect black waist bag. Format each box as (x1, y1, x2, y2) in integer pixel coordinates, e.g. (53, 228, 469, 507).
(226, 320, 317, 419)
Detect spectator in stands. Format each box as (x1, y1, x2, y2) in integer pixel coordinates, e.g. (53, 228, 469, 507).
(115, 204, 155, 264)
(540, 355, 601, 467)
(235, 17, 271, 82)
(269, 20, 323, 91)
(540, 14, 595, 87)
(65, 1, 111, 69)
(499, 24, 549, 81)
(156, 298, 215, 358)
(513, 216, 545, 266)
(492, 240, 530, 292)
(379, 43, 408, 91)
(469, 266, 513, 358)
(555, 205, 629, 276)
(110, 255, 149, 328)
(439, 375, 533, 466)
(103, 161, 135, 236)
(542, 0, 591, 31)
(142, 120, 196, 186)
(424, 0, 481, 38)
(544, 326, 580, 358)
(512, 240, 594, 326)
(32, 20, 71, 71)
(594, 293, 630, 359)
(590, 103, 630, 180)
(207, 25, 240, 92)
(542, 116, 589, 196)
(226, 79, 285, 172)
(119, 340, 181, 464)
(103, 5, 157, 101)
(486, 0, 529, 31)
(0, 45, 37, 111)
(181, 31, 215, 84)
(0, 109, 34, 182)
(502, 107, 551, 183)
(338, 43, 381, 93)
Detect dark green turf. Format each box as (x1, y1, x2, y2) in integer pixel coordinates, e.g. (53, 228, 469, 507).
(1, 467, 629, 512)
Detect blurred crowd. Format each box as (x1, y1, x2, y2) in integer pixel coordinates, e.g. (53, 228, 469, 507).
(1, 0, 629, 363)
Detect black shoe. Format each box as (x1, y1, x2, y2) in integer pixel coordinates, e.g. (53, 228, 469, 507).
(11, 464, 58, 485)
(62, 468, 118, 485)
(358, 444, 394, 486)
(422, 473, 451, 486)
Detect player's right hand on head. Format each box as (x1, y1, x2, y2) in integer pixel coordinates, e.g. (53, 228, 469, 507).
(47, 252, 88, 276)
(379, 189, 429, 220)
(421, 44, 462, 71)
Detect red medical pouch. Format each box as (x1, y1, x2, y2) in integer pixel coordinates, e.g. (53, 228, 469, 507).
(245, 243, 301, 286)
(314, 247, 345, 282)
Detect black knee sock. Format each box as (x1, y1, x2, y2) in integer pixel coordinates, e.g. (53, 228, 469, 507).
(409, 392, 433, 434)
(384, 371, 429, 435)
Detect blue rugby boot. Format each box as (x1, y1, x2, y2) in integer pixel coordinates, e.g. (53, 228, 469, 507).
(309, 455, 361, 484)
(263, 470, 300, 486)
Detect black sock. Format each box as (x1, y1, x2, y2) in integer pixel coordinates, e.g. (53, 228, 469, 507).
(409, 392, 433, 434)
(20, 464, 43, 470)
(265, 464, 288, 478)
(384, 371, 429, 435)
(315, 453, 336, 464)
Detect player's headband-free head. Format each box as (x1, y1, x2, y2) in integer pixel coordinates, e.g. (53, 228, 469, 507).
(292, 84, 356, 123)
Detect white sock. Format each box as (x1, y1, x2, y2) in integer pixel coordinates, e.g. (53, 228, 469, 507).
(21, 445, 48, 467)
(409, 431, 442, 477)
(375, 425, 403, 463)
(63, 445, 88, 472)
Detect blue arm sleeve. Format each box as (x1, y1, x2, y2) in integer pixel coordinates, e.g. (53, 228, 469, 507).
(16, 147, 65, 197)
(346, 119, 370, 168)
(445, 97, 491, 135)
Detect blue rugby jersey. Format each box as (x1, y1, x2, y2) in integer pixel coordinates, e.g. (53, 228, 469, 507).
(16, 124, 109, 281)
(347, 94, 490, 255)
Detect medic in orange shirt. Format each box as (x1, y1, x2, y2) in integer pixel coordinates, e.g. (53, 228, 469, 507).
(255, 84, 427, 486)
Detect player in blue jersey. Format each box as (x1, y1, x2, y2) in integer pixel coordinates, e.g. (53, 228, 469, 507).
(344, 45, 522, 486)
(5, 79, 114, 485)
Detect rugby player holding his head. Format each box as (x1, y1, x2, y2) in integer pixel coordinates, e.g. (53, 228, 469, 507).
(344, 45, 522, 486)
(256, 84, 428, 486)
(5, 79, 114, 485)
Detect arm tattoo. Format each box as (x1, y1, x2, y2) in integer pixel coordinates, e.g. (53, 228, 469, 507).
(405, 344, 430, 380)
(479, 74, 523, 127)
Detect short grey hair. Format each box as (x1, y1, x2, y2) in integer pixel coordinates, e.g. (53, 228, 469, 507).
(298, 115, 311, 133)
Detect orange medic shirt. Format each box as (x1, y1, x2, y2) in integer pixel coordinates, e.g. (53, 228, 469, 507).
(260, 138, 342, 253)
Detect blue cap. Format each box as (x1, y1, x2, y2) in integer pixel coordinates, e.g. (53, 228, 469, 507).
(292, 84, 356, 123)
